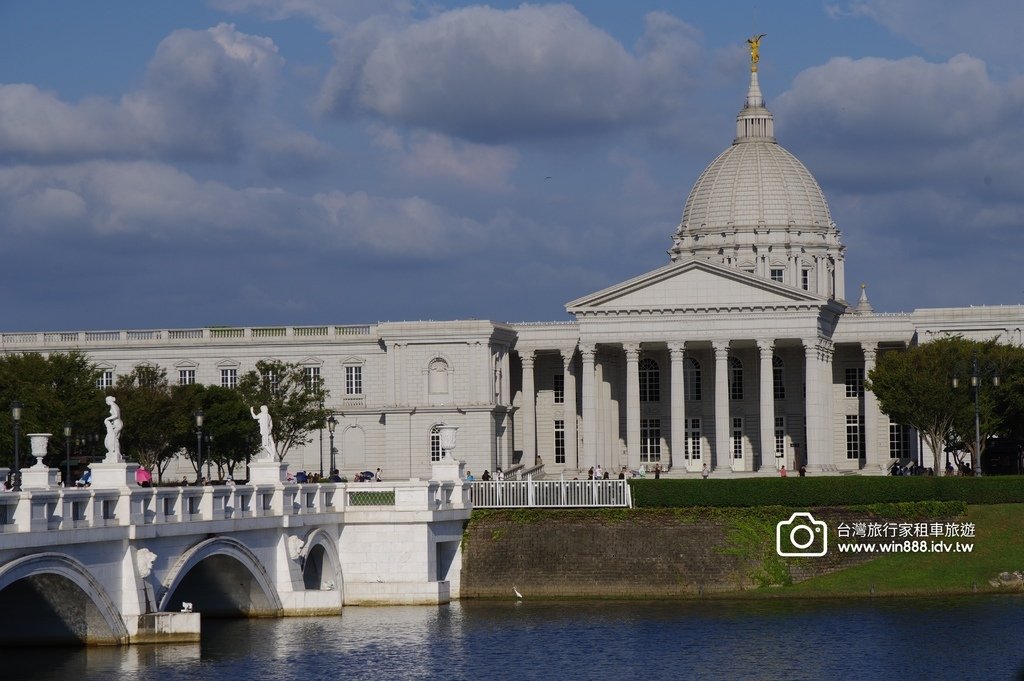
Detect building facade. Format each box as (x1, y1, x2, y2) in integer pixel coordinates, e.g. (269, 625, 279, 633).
(5, 65, 1023, 480)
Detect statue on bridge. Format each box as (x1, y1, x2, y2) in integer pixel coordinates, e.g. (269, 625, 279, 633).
(104, 396, 123, 462)
(250, 405, 277, 460)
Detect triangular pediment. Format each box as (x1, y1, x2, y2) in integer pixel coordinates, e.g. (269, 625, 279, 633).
(566, 258, 833, 314)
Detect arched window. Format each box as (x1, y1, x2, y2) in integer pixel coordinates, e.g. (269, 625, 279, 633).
(639, 358, 660, 402)
(685, 357, 702, 401)
(773, 355, 785, 400)
(428, 358, 449, 394)
(429, 425, 441, 462)
(729, 357, 743, 400)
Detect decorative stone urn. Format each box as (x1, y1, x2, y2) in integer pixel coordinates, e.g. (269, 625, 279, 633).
(438, 425, 459, 461)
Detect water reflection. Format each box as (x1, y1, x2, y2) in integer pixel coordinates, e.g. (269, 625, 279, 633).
(12, 596, 1024, 681)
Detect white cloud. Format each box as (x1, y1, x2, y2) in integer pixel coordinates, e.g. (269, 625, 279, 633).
(312, 189, 492, 256)
(775, 54, 1024, 191)
(0, 23, 330, 166)
(317, 5, 702, 142)
(829, 0, 1024, 64)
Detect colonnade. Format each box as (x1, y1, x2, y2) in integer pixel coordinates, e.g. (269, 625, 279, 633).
(516, 339, 887, 475)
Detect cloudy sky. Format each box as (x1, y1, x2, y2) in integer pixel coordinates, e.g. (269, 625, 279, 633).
(2, 0, 1023, 331)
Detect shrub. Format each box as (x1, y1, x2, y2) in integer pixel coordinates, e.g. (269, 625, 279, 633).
(629, 476, 1024, 508)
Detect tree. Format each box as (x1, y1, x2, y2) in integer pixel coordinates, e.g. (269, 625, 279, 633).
(867, 336, 1024, 475)
(867, 337, 974, 475)
(169, 384, 259, 482)
(0, 351, 106, 471)
(237, 360, 331, 462)
(110, 365, 176, 477)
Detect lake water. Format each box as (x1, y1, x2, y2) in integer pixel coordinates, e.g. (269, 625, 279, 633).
(9, 596, 1024, 681)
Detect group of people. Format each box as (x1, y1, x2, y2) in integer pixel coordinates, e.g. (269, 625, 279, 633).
(893, 462, 936, 476)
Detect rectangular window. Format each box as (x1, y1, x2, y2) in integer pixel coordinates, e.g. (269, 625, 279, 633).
(178, 369, 195, 386)
(346, 365, 363, 395)
(846, 414, 864, 459)
(640, 419, 661, 463)
(554, 420, 565, 464)
(262, 369, 279, 393)
(732, 417, 744, 459)
(97, 370, 113, 390)
(304, 366, 322, 393)
(889, 423, 908, 459)
(773, 362, 785, 400)
(553, 374, 564, 404)
(801, 269, 810, 290)
(685, 418, 701, 460)
(775, 416, 786, 458)
(221, 368, 238, 389)
(845, 367, 864, 398)
(430, 429, 441, 462)
(770, 268, 784, 283)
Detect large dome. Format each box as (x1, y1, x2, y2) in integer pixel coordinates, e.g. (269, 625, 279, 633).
(680, 140, 833, 231)
(668, 64, 846, 302)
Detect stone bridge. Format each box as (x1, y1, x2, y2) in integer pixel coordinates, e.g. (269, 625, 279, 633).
(0, 458, 470, 645)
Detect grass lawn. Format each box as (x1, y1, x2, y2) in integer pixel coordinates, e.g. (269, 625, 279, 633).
(780, 504, 1024, 596)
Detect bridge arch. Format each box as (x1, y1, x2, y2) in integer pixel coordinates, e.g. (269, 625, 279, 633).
(159, 536, 283, 617)
(300, 528, 342, 591)
(0, 552, 129, 645)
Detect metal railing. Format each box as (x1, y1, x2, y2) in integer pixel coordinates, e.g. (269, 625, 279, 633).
(469, 478, 632, 508)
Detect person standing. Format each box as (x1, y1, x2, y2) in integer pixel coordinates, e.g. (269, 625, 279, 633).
(779, 465, 787, 478)
(701, 463, 709, 480)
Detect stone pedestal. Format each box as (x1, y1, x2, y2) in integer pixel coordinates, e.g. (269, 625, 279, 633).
(90, 462, 140, 489)
(249, 460, 288, 484)
(431, 458, 466, 482)
(21, 433, 61, 489)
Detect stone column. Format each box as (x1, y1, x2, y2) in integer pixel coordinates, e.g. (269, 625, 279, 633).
(623, 342, 641, 471)
(561, 348, 578, 469)
(758, 340, 776, 472)
(668, 343, 686, 472)
(863, 343, 880, 472)
(834, 256, 846, 301)
(385, 341, 396, 404)
(520, 350, 537, 465)
(580, 345, 597, 471)
(501, 350, 511, 405)
(397, 343, 408, 406)
(803, 338, 833, 471)
(712, 340, 730, 471)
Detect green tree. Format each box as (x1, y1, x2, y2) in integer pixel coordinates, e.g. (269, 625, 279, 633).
(867, 336, 1023, 475)
(169, 384, 258, 482)
(237, 360, 330, 462)
(110, 365, 177, 478)
(0, 351, 105, 472)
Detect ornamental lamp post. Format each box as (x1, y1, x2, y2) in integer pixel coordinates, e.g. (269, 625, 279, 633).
(205, 433, 214, 481)
(327, 414, 338, 475)
(10, 401, 22, 491)
(194, 408, 204, 485)
(64, 421, 72, 487)
(952, 356, 999, 476)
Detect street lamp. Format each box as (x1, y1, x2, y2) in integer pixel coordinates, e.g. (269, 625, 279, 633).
(327, 414, 338, 475)
(10, 401, 22, 491)
(205, 433, 214, 481)
(194, 408, 204, 485)
(953, 356, 999, 476)
(64, 421, 72, 487)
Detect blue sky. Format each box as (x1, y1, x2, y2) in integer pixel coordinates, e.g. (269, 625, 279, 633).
(2, 0, 1023, 331)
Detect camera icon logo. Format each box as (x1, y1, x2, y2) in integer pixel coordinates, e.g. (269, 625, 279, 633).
(776, 512, 828, 557)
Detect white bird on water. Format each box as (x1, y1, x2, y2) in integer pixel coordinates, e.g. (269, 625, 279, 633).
(513, 585, 523, 599)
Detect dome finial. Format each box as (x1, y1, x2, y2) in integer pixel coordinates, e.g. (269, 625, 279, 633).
(747, 34, 766, 73)
(855, 283, 874, 314)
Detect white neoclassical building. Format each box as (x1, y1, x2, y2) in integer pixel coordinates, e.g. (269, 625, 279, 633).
(5, 62, 1024, 480)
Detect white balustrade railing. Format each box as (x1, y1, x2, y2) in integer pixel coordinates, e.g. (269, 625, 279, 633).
(469, 478, 632, 508)
(0, 479, 468, 536)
